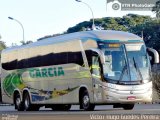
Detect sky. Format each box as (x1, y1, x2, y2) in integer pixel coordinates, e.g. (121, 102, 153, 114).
(0, 0, 156, 46)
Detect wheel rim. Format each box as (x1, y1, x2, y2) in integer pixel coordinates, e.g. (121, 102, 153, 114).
(83, 95, 89, 108)
(24, 95, 30, 109)
(16, 96, 21, 108)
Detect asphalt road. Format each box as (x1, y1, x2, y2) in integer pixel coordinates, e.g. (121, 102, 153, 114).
(0, 104, 160, 120)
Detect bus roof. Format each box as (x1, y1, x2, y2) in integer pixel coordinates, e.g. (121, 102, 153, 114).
(3, 30, 143, 53)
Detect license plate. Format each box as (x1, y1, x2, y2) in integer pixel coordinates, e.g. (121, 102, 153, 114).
(127, 96, 136, 100)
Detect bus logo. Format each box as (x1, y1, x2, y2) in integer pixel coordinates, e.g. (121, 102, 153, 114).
(29, 67, 65, 78)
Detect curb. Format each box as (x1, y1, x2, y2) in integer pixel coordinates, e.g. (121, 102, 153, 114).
(0, 104, 12, 106)
(137, 102, 160, 104)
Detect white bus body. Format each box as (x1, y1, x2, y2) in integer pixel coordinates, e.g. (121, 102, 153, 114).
(0, 30, 158, 111)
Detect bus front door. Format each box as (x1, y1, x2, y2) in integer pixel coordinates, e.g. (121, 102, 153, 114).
(91, 54, 103, 103)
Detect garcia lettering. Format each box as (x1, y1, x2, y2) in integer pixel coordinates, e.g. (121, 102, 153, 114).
(29, 67, 64, 78)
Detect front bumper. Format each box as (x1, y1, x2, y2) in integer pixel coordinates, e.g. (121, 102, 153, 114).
(102, 82, 152, 103)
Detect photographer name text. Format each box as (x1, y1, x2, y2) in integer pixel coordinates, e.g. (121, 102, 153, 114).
(90, 114, 159, 120)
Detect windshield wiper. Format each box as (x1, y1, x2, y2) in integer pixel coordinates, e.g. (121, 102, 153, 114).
(133, 57, 143, 81)
(118, 44, 131, 83)
(118, 65, 128, 83)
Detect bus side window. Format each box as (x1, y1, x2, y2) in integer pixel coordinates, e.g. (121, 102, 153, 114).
(85, 50, 92, 67)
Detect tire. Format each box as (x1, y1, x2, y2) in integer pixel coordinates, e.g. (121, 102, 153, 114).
(52, 104, 71, 111)
(23, 93, 39, 111)
(81, 90, 95, 111)
(23, 93, 32, 111)
(14, 94, 24, 111)
(122, 104, 134, 110)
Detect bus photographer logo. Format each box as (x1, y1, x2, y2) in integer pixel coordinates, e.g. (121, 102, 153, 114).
(106, 0, 158, 11)
(2, 114, 18, 120)
(112, 1, 120, 10)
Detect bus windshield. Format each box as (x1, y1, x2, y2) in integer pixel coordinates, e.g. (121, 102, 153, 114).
(99, 43, 150, 84)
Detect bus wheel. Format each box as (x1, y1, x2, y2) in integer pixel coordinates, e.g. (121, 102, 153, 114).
(15, 94, 24, 111)
(23, 93, 33, 111)
(81, 91, 95, 111)
(122, 104, 134, 110)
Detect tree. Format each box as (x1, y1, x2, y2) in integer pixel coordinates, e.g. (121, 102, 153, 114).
(37, 33, 64, 41)
(0, 35, 6, 52)
(152, 65, 160, 99)
(152, 0, 160, 18)
(0, 41, 6, 53)
(66, 14, 152, 33)
(20, 40, 33, 45)
(130, 19, 160, 50)
(37, 14, 159, 51)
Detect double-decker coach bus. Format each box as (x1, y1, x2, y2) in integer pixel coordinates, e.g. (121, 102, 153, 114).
(0, 30, 159, 111)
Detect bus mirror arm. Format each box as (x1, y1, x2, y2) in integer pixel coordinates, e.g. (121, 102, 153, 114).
(147, 47, 159, 64)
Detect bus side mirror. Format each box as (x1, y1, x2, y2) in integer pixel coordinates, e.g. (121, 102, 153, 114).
(147, 48, 159, 64)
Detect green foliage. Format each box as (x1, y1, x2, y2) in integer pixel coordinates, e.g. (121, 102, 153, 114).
(37, 33, 63, 41)
(152, 0, 160, 18)
(66, 14, 160, 51)
(152, 73, 160, 98)
(67, 21, 92, 33)
(37, 14, 159, 51)
(20, 40, 33, 45)
(66, 14, 152, 33)
(130, 19, 160, 50)
(0, 41, 6, 52)
(0, 41, 6, 59)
